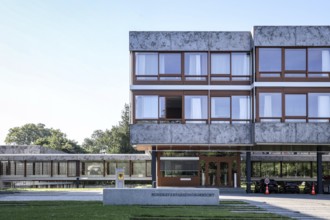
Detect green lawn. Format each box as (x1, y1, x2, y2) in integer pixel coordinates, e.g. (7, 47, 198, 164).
(0, 201, 290, 220)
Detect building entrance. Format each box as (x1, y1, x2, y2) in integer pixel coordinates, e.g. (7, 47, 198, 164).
(200, 155, 240, 187)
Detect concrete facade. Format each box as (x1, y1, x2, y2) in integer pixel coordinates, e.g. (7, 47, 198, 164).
(129, 31, 252, 51)
(254, 26, 330, 46)
(131, 124, 252, 145)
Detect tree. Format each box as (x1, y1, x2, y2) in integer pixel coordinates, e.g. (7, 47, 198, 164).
(5, 123, 84, 153)
(5, 123, 51, 145)
(82, 104, 137, 154)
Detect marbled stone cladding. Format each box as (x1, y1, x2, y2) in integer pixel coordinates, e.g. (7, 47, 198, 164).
(129, 31, 252, 51)
(130, 124, 252, 145)
(255, 123, 330, 144)
(254, 26, 330, 46)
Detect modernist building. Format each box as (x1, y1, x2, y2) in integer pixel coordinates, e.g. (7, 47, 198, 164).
(129, 26, 330, 193)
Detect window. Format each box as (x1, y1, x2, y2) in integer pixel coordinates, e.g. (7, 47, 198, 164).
(231, 53, 250, 79)
(285, 49, 306, 78)
(259, 48, 282, 72)
(211, 54, 230, 74)
(308, 93, 330, 122)
(160, 159, 199, 177)
(285, 94, 306, 122)
(211, 95, 250, 123)
(135, 96, 158, 119)
(211, 97, 230, 119)
(132, 161, 146, 177)
(135, 53, 158, 80)
(159, 96, 182, 122)
(232, 96, 251, 122)
(184, 96, 208, 122)
(308, 48, 330, 78)
(211, 52, 250, 81)
(159, 53, 181, 74)
(259, 93, 282, 122)
(184, 53, 207, 80)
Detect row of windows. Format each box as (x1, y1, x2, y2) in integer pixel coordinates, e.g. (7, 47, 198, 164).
(0, 161, 152, 178)
(135, 95, 251, 123)
(134, 92, 330, 123)
(258, 48, 330, 79)
(134, 52, 250, 82)
(132, 47, 330, 83)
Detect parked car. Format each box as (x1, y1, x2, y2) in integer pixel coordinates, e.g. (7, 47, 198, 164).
(283, 182, 300, 193)
(254, 179, 279, 193)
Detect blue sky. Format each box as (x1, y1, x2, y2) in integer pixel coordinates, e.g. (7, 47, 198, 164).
(0, 0, 329, 144)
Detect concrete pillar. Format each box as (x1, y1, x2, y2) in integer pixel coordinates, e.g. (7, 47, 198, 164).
(317, 146, 323, 194)
(246, 151, 252, 193)
(151, 149, 157, 188)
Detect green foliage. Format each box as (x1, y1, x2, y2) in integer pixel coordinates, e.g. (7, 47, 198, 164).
(5, 123, 84, 153)
(83, 104, 136, 154)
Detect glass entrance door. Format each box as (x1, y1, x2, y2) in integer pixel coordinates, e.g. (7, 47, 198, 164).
(204, 160, 232, 187)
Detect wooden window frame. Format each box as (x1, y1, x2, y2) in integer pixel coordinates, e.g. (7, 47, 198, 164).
(256, 47, 330, 82)
(210, 91, 252, 124)
(256, 88, 330, 122)
(210, 52, 251, 85)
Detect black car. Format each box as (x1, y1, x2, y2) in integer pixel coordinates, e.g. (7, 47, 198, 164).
(283, 182, 300, 193)
(254, 179, 279, 193)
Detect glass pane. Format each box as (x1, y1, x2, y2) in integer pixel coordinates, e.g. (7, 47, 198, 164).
(211, 53, 230, 74)
(285, 49, 306, 71)
(260, 73, 281, 77)
(161, 160, 198, 177)
(211, 97, 230, 118)
(308, 48, 330, 72)
(232, 96, 251, 120)
(259, 48, 281, 72)
(135, 53, 158, 75)
(116, 161, 130, 175)
(220, 162, 229, 186)
(135, 96, 158, 119)
(159, 53, 181, 74)
(85, 162, 103, 176)
(184, 96, 208, 119)
(159, 97, 165, 118)
(259, 93, 282, 117)
(285, 73, 305, 77)
(132, 161, 146, 177)
(184, 53, 207, 76)
(308, 93, 330, 117)
(232, 53, 250, 76)
(208, 162, 217, 186)
(285, 94, 306, 116)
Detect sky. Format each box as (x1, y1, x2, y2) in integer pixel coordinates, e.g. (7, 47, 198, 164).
(0, 0, 329, 145)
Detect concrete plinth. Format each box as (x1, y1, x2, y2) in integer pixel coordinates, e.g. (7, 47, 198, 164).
(103, 188, 219, 205)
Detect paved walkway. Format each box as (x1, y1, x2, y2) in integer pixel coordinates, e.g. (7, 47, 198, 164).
(221, 194, 330, 220)
(0, 191, 329, 219)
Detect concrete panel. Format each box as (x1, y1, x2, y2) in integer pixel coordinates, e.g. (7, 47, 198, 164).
(103, 188, 219, 205)
(296, 26, 330, 46)
(0, 153, 151, 161)
(170, 124, 209, 144)
(130, 124, 171, 144)
(254, 26, 296, 46)
(129, 31, 252, 51)
(255, 123, 296, 143)
(255, 123, 330, 144)
(254, 26, 330, 46)
(210, 124, 252, 144)
(209, 32, 252, 51)
(130, 124, 252, 145)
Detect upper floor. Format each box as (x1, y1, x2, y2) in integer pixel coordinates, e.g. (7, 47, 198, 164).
(129, 26, 330, 85)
